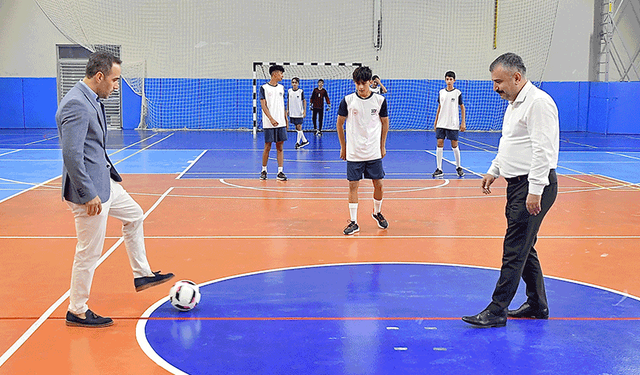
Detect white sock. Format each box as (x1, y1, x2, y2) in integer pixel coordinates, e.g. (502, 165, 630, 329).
(349, 203, 358, 223)
(278, 166, 283, 173)
(436, 147, 444, 170)
(296, 130, 302, 143)
(373, 198, 382, 214)
(453, 146, 461, 168)
(262, 166, 267, 172)
(300, 131, 307, 143)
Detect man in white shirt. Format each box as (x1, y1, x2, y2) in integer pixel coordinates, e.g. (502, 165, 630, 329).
(462, 53, 559, 327)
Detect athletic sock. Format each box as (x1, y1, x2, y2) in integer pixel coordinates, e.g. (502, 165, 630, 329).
(262, 166, 267, 172)
(300, 131, 307, 143)
(436, 147, 444, 170)
(453, 146, 461, 168)
(296, 130, 302, 143)
(349, 203, 358, 223)
(278, 166, 283, 173)
(373, 198, 383, 214)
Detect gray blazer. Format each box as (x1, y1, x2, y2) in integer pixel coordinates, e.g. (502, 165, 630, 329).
(56, 81, 122, 204)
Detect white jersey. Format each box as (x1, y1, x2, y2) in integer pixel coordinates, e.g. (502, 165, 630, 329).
(338, 92, 388, 162)
(370, 85, 381, 94)
(288, 88, 305, 118)
(260, 83, 286, 129)
(436, 88, 463, 130)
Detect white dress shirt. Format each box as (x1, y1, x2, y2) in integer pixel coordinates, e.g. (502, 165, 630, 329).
(487, 80, 559, 195)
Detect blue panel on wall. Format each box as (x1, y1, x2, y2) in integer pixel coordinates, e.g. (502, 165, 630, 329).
(578, 82, 590, 132)
(22, 77, 58, 128)
(0, 78, 25, 128)
(121, 79, 142, 129)
(605, 81, 640, 134)
(587, 82, 609, 134)
(540, 82, 580, 132)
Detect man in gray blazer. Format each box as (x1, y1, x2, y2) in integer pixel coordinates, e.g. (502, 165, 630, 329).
(57, 51, 173, 328)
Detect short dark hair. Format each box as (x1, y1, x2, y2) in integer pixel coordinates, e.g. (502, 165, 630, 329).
(291, 77, 300, 83)
(445, 71, 456, 79)
(372, 75, 379, 80)
(85, 51, 122, 78)
(489, 52, 526, 76)
(269, 65, 285, 75)
(353, 66, 373, 83)
(318, 79, 324, 83)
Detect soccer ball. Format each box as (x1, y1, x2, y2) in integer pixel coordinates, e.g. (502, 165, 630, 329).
(169, 280, 201, 311)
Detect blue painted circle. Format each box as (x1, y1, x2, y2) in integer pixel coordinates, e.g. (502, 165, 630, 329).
(144, 263, 640, 374)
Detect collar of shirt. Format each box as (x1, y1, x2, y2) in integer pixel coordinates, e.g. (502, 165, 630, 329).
(511, 80, 533, 105)
(79, 80, 100, 103)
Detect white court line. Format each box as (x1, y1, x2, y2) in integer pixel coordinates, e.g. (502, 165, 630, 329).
(3, 234, 639, 240)
(0, 187, 174, 369)
(0, 175, 61, 205)
(112, 133, 175, 166)
(0, 149, 21, 157)
(219, 178, 449, 194)
(24, 135, 59, 145)
(176, 150, 207, 180)
(423, 150, 484, 178)
(107, 133, 158, 157)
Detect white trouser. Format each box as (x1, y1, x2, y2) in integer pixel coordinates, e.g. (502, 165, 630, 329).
(66, 179, 153, 315)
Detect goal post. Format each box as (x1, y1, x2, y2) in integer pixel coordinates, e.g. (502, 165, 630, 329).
(253, 62, 362, 133)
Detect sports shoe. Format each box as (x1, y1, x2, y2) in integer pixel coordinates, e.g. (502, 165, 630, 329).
(66, 309, 113, 328)
(134, 271, 175, 292)
(432, 168, 444, 178)
(277, 171, 288, 181)
(371, 212, 389, 229)
(456, 167, 465, 177)
(343, 221, 359, 235)
(295, 142, 300, 149)
(260, 170, 267, 180)
(299, 140, 309, 148)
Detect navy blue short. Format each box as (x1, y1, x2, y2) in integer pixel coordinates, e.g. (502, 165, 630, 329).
(436, 128, 459, 141)
(347, 159, 385, 181)
(264, 127, 288, 143)
(290, 117, 304, 126)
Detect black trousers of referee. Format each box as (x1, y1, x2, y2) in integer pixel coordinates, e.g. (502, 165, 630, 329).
(487, 169, 557, 314)
(312, 108, 324, 131)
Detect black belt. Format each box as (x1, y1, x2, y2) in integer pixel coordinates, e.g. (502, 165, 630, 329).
(505, 169, 556, 184)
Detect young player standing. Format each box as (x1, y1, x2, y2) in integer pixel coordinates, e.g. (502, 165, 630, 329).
(310, 79, 330, 135)
(433, 71, 466, 178)
(370, 75, 388, 94)
(260, 65, 288, 181)
(288, 77, 309, 149)
(337, 66, 389, 235)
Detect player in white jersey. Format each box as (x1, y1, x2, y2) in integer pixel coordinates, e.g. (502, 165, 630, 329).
(369, 75, 388, 94)
(288, 77, 309, 149)
(259, 65, 288, 181)
(433, 71, 466, 178)
(337, 66, 390, 235)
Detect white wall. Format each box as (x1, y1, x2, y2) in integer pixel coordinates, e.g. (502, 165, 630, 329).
(0, 0, 69, 76)
(2, 0, 635, 82)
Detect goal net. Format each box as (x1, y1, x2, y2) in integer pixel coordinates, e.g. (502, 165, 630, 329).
(35, 0, 559, 131)
(253, 62, 361, 132)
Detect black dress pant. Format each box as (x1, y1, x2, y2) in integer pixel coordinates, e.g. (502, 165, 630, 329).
(312, 108, 324, 131)
(488, 169, 558, 313)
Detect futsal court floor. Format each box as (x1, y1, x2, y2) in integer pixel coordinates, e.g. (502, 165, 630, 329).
(0, 129, 639, 374)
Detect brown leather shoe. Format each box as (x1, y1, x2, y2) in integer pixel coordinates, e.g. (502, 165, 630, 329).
(66, 309, 113, 328)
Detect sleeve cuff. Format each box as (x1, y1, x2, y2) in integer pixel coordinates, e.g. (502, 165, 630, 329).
(528, 182, 545, 196)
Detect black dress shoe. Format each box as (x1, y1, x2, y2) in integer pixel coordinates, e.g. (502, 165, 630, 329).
(462, 309, 507, 327)
(134, 271, 175, 292)
(66, 309, 113, 328)
(508, 302, 549, 319)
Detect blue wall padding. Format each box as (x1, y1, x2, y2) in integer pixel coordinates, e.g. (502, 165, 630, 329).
(121, 78, 142, 129)
(1, 77, 639, 134)
(22, 77, 58, 128)
(0, 78, 25, 128)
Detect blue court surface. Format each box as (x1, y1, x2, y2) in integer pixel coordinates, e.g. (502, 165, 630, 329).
(140, 263, 640, 375)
